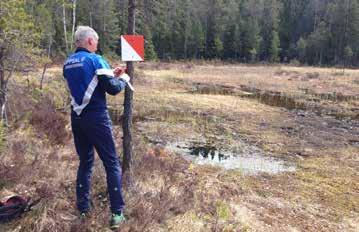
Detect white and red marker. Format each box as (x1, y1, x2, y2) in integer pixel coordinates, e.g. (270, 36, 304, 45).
(121, 35, 144, 62)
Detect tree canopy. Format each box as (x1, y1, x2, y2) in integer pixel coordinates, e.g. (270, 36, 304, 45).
(2, 0, 359, 67)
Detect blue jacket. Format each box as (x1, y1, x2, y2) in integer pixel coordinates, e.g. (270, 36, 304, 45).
(63, 48, 126, 115)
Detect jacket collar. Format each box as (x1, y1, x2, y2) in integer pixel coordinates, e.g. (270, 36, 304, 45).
(75, 47, 91, 53)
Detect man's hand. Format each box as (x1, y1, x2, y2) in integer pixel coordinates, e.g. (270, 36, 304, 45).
(119, 73, 134, 91)
(119, 73, 131, 83)
(113, 67, 127, 77)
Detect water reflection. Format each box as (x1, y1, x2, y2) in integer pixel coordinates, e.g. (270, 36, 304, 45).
(189, 145, 229, 161)
(168, 142, 296, 175)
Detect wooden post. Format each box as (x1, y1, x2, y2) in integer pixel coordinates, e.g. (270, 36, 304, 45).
(122, 0, 136, 174)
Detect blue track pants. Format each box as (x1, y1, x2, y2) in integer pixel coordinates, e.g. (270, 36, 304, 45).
(71, 110, 125, 214)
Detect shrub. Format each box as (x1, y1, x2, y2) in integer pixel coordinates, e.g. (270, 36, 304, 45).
(290, 59, 301, 66)
(306, 72, 320, 79)
(29, 96, 69, 145)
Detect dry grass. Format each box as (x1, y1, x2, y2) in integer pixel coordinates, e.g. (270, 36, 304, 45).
(0, 62, 358, 231)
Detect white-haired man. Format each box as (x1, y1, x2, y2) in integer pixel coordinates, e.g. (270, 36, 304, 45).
(63, 26, 127, 229)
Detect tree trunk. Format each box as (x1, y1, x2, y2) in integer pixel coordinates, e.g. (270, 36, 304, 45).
(63, 2, 69, 54)
(183, 0, 189, 59)
(0, 48, 6, 122)
(89, 11, 93, 27)
(313, 0, 318, 32)
(70, 0, 77, 51)
(102, 0, 106, 50)
(40, 63, 48, 90)
(40, 35, 53, 90)
(48, 34, 53, 59)
(343, 0, 350, 69)
(122, 0, 136, 174)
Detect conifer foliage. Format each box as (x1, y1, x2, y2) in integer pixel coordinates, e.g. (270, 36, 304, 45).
(1, 0, 358, 67)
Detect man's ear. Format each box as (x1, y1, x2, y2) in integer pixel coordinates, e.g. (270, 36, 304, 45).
(88, 37, 92, 45)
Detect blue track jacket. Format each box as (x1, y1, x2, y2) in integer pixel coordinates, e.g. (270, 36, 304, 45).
(63, 48, 126, 115)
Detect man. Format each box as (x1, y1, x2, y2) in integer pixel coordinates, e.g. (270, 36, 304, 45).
(63, 26, 128, 229)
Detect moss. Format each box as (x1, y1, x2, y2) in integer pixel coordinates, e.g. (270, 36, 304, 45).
(216, 201, 231, 221)
(295, 156, 359, 218)
(0, 179, 8, 190)
(222, 224, 238, 231)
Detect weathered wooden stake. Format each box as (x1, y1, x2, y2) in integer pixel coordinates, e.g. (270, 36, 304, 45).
(122, 0, 136, 174)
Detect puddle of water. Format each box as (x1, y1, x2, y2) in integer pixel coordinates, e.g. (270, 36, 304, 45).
(348, 140, 359, 147)
(168, 141, 296, 175)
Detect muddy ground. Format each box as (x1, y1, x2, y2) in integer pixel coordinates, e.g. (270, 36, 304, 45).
(0, 63, 358, 231)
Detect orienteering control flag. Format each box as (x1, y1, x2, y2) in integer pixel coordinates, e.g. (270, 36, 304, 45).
(121, 35, 144, 61)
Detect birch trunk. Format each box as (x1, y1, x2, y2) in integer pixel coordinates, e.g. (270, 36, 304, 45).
(62, 2, 69, 54)
(0, 48, 6, 121)
(70, 0, 77, 51)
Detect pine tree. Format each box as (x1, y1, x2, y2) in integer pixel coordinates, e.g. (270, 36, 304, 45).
(344, 45, 353, 68)
(306, 21, 329, 65)
(296, 37, 307, 64)
(151, 0, 172, 59)
(278, 0, 311, 61)
(0, 0, 41, 120)
(269, 30, 280, 62)
(260, 0, 281, 62)
(240, 18, 261, 62)
(346, 0, 359, 66)
(187, 19, 205, 59)
(143, 26, 157, 60)
(205, 0, 223, 59)
(223, 24, 237, 60)
(237, 0, 261, 62)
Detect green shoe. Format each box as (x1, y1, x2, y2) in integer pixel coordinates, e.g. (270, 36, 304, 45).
(79, 210, 91, 219)
(110, 213, 126, 229)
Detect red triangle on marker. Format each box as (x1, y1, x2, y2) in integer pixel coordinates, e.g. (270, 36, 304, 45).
(123, 35, 144, 60)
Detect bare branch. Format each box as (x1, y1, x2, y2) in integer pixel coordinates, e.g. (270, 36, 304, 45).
(5, 52, 23, 84)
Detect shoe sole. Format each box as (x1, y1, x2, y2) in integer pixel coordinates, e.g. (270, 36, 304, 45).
(110, 225, 120, 230)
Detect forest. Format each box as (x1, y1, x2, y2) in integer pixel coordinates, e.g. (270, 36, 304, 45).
(1, 0, 359, 67)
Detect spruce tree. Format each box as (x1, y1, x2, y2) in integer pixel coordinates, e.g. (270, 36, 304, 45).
(296, 37, 307, 64)
(223, 24, 237, 60)
(269, 30, 280, 62)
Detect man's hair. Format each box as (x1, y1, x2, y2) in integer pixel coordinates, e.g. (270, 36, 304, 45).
(74, 26, 99, 47)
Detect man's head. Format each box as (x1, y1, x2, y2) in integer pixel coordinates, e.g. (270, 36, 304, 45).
(74, 26, 99, 53)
